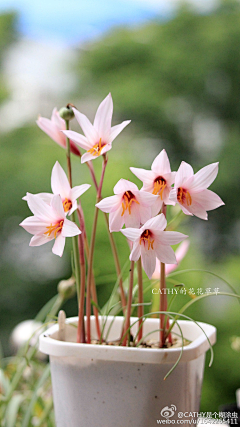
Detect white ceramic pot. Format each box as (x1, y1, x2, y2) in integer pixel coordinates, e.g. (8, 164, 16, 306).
(39, 316, 216, 427)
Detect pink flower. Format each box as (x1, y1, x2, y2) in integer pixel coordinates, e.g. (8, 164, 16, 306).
(20, 193, 81, 257)
(96, 179, 157, 232)
(152, 240, 190, 279)
(62, 93, 131, 164)
(37, 108, 80, 156)
(23, 162, 91, 216)
(130, 149, 176, 216)
(121, 214, 188, 279)
(169, 161, 224, 220)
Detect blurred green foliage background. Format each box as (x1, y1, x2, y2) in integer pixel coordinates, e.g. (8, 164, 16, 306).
(0, 0, 240, 415)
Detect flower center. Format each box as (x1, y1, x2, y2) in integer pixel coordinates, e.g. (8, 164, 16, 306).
(87, 138, 105, 157)
(44, 220, 64, 239)
(152, 176, 166, 198)
(140, 229, 154, 250)
(177, 187, 192, 206)
(121, 191, 140, 216)
(63, 198, 72, 212)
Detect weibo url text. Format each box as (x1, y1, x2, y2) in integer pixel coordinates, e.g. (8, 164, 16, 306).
(157, 419, 232, 424)
(152, 287, 220, 295)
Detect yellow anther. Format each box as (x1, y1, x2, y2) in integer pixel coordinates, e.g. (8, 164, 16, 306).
(152, 178, 167, 199)
(44, 221, 64, 239)
(121, 191, 139, 216)
(63, 198, 72, 212)
(140, 229, 154, 250)
(177, 187, 192, 206)
(87, 138, 104, 156)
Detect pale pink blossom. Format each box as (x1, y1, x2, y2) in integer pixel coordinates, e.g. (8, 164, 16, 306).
(37, 108, 80, 156)
(96, 179, 157, 232)
(20, 193, 81, 257)
(169, 161, 224, 220)
(23, 162, 90, 216)
(130, 149, 176, 216)
(152, 240, 190, 279)
(121, 214, 188, 279)
(62, 93, 131, 164)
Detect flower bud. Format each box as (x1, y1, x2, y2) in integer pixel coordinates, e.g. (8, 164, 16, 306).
(58, 104, 74, 121)
(58, 277, 76, 299)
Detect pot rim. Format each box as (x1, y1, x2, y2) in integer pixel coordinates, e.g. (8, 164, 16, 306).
(39, 316, 216, 364)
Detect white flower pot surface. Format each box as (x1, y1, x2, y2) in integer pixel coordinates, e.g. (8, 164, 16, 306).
(39, 316, 216, 427)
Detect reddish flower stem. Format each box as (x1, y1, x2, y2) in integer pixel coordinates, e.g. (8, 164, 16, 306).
(64, 120, 81, 309)
(137, 258, 144, 342)
(77, 206, 101, 341)
(77, 229, 86, 343)
(159, 202, 172, 347)
(160, 261, 166, 347)
(85, 158, 126, 313)
(122, 260, 135, 346)
(86, 155, 108, 344)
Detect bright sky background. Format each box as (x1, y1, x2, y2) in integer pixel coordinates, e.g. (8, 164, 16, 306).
(0, 0, 218, 45)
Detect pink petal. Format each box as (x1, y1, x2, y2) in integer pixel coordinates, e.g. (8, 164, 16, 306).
(138, 205, 152, 225)
(141, 248, 156, 279)
(73, 107, 98, 145)
(113, 179, 138, 195)
(81, 152, 97, 163)
(169, 188, 178, 204)
(62, 130, 91, 151)
(154, 231, 188, 245)
(26, 193, 54, 221)
(109, 120, 131, 144)
(121, 227, 141, 242)
(179, 203, 193, 216)
(20, 216, 49, 235)
(151, 198, 164, 217)
(186, 201, 208, 220)
(100, 143, 112, 155)
(109, 205, 125, 232)
(51, 195, 65, 219)
(51, 161, 71, 199)
(192, 189, 224, 211)
(151, 149, 171, 175)
(70, 184, 91, 202)
(130, 241, 141, 261)
(175, 161, 194, 188)
(62, 218, 81, 237)
(143, 213, 167, 232)
(36, 117, 65, 147)
(153, 240, 190, 278)
(154, 244, 177, 265)
(23, 192, 53, 205)
(136, 190, 157, 207)
(68, 201, 78, 216)
(130, 167, 155, 187)
(123, 202, 141, 228)
(30, 234, 54, 246)
(51, 108, 65, 129)
(96, 195, 121, 213)
(189, 163, 219, 192)
(93, 93, 113, 141)
(52, 234, 66, 257)
(163, 172, 176, 187)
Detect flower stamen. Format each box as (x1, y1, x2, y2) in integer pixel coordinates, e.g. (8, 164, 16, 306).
(87, 138, 105, 156)
(177, 187, 192, 206)
(121, 191, 139, 216)
(140, 229, 154, 250)
(63, 198, 72, 212)
(44, 221, 64, 239)
(152, 176, 167, 199)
